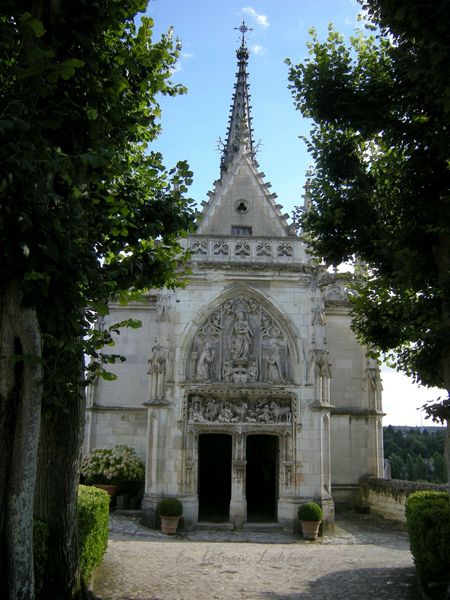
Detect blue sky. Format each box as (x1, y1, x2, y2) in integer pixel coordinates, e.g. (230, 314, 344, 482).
(143, 1, 444, 427)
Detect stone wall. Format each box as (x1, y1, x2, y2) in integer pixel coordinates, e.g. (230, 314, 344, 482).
(359, 476, 447, 523)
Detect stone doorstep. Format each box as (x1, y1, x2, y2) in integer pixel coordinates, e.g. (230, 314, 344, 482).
(243, 522, 283, 532)
(195, 521, 284, 532)
(195, 521, 235, 531)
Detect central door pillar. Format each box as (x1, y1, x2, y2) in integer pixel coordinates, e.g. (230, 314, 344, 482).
(229, 431, 246, 529)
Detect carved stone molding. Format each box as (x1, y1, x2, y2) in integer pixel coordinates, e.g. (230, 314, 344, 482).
(195, 262, 315, 274)
(186, 394, 293, 425)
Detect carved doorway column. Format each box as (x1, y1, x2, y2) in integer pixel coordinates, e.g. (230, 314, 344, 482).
(230, 430, 246, 528)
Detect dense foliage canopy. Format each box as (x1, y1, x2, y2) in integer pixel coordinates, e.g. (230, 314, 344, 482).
(287, 0, 450, 422)
(384, 426, 447, 483)
(0, 1, 195, 598)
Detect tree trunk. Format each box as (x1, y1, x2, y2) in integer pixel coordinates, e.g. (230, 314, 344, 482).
(0, 282, 43, 600)
(34, 351, 86, 600)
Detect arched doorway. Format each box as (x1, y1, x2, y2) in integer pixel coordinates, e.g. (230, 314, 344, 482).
(246, 434, 278, 522)
(198, 433, 232, 522)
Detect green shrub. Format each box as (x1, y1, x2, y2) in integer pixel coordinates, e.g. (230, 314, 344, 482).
(156, 497, 183, 516)
(33, 519, 49, 594)
(405, 491, 450, 594)
(298, 502, 323, 522)
(78, 484, 110, 580)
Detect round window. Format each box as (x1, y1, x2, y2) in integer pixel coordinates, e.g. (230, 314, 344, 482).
(235, 199, 249, 214)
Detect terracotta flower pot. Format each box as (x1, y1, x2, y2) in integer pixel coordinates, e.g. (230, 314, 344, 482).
(93, 484, 120, 499)
(300, 520, 321, 540)
(160, 515, 181, 535)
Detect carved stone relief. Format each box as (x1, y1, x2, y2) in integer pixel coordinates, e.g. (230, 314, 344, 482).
(190, 239, 208, 255)
(213, 240, 229, 255)
(256, 241, 272, 256)
(277, 242, 293, 257)
(189, 296, 292, 383)
(235, 240, 250, 256)
(187, 394, 292, 425)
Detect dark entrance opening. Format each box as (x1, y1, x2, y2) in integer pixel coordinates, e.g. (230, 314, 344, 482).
(198, 433, 232, 522)
(246, 434, 278, 522)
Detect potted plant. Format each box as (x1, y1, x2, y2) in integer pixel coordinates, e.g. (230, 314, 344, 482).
(298, 501, 323, 540)
(156, 497, 183, 535)
(81, 445, 145, 499)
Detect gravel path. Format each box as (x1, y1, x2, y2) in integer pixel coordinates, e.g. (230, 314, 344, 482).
(92, 512, 420, 600)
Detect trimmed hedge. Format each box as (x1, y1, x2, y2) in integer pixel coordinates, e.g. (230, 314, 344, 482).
(78, 484, 110, 580)
(405, 491, 450, 595)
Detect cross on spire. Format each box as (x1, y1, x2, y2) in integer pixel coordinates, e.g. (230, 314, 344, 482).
(235, 20, 252, 46)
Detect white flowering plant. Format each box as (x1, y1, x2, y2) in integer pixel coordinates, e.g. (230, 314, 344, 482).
(81, 445, 145, 486)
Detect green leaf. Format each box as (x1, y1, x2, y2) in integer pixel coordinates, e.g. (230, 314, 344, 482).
(30, 19, 45, 38)
(59, 58, 85, 80)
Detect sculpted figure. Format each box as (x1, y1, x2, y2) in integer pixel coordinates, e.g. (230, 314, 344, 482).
(196, 340, 214, 380)
(230, 310, 253, 360)
(147, 339, 169, 400)
(266, 342, 284, 383)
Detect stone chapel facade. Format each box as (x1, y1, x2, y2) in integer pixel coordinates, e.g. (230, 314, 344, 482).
(84, 31, 384, 530)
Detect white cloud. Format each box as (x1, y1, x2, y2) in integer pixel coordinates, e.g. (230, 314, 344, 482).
(171, 52, 195, 74)
(381, 366, 444, 426)
(252, 44, 266, 56)
(242, 6, 270, 29)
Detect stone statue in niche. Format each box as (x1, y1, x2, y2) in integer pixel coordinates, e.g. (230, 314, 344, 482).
(156, 293, 171, 322)
(196, 340, 215, 380)
(265, 341, 285, 383)
(147, 339, 169, 400)
(230, 310, 253, 360)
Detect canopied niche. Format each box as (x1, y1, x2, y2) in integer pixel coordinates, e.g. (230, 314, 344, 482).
(187, 295, 293, 384)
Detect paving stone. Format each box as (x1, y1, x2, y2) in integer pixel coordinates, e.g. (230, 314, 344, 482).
(92, 512, 420, 600)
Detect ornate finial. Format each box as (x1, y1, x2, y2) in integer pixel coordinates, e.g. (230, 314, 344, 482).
(235, 20, 252, 46)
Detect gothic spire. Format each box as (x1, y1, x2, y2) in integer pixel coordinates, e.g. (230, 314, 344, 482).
(220, 21, 255, 176)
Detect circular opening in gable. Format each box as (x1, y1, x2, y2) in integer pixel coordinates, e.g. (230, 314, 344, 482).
(235, 200, 249, 214)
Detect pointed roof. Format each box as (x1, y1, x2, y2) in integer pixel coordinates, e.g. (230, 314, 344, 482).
(220, 22, 254, 176)
(195, 24, 296, 239)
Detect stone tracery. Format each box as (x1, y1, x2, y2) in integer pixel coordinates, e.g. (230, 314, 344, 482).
(190, 296, 292, 384)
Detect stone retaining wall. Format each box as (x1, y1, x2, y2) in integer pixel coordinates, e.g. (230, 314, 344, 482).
(359, 477, 447, 523)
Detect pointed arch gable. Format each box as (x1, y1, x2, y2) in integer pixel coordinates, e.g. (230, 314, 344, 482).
(180, 284, 304, 385)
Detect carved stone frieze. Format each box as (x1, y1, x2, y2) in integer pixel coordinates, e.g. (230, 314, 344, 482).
(187, 394, 292, 425)
(235, 240, 251, 256)
(188, 296, 292, 384)
(190, 239, 208, 255)
(213, 240, 229, 255)
(256, 241, 272, 256)
(195, 262, 315, 274)
(277, 242, 293, 257)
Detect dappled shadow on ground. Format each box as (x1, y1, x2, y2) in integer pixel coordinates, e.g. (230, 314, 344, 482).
(108, 510, 411, 550)
(256, 566, 420, 599)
